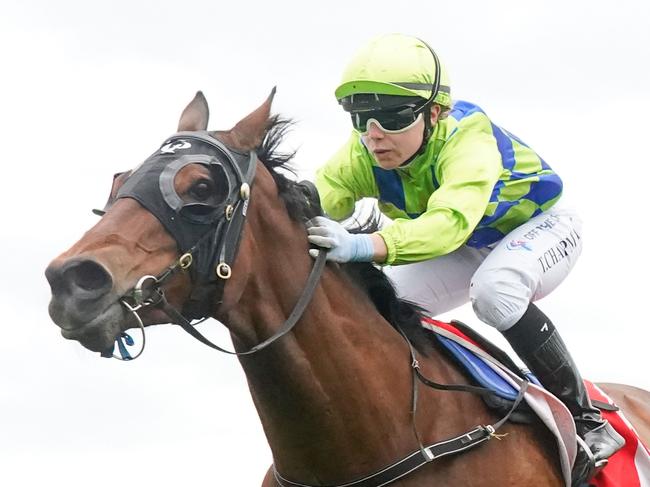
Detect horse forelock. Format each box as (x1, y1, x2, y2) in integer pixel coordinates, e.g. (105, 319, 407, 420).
(254, 115, 322, 223)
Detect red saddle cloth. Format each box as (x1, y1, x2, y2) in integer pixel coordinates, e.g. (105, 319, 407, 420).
(586, 381, 650, 487)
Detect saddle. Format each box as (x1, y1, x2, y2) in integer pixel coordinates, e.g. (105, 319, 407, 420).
(422, 317, 650, 487)
(426, 318, 538, 422)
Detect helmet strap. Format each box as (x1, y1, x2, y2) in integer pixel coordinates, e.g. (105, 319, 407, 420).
(399, 39, 441, 166)
(399, 104, 433, 167)
(421, 103, 434, 150)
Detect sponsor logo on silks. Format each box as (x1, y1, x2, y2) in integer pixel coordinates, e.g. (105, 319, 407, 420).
(506, 239, 533, 251)
(538, 229, 581, 273)
(160, 139, 191, 154)
(522, 214, 561, 241)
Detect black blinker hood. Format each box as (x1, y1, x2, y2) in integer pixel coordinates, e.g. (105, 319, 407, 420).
(114, 132, 255, 254)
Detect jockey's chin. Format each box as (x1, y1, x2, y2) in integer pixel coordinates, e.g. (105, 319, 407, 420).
(362, 121, 425, 169)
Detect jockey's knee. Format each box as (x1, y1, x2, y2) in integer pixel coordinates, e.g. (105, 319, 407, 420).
(470, 269, 533, 332)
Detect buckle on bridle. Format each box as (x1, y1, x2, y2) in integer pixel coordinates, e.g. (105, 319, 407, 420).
(179, 253, 193, 269)
(132, 275, 161, 307)
(240, 183, 250, 200)
(216, 262, 232, 279)
(225, 205, 234, 221)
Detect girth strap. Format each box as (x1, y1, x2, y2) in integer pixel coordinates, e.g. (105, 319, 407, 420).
(273, 380, 528, 487)
(273, 374, 528, 487)
(273, 428, 492, 487)
(272, 426, 484, 487)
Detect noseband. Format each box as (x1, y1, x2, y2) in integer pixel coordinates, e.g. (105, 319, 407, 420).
(103, 131, 326, 360)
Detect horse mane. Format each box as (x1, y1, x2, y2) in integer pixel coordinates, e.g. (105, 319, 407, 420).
(256, 116, 430, 352)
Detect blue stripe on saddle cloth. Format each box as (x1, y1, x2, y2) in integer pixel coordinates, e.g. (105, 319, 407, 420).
(436, 335, 540, 401)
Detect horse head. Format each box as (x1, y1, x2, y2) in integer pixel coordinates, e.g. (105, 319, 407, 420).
(45, 89, 314, 356)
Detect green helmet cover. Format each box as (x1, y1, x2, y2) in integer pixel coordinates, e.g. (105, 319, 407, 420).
(335, 34, 451, 108)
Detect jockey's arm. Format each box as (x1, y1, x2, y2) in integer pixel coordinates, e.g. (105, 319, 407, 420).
(314, 130, 502, 266)
(369, 233, 389, 263)
(377, 132, 502, 265)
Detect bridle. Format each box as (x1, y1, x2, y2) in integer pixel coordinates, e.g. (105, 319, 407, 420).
(99, 131, 527, 486)
(100, 131, 326, 360)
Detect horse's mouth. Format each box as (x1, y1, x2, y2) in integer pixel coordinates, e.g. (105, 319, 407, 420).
(56, 301, 133, 354)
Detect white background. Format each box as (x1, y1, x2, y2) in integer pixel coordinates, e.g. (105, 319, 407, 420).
(1, 1, 649, 485)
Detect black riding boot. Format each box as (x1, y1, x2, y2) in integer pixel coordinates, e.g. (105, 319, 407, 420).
(503, 304, 625, 481)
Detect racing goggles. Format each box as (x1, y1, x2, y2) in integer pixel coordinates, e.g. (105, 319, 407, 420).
(351, 103, 427, 135)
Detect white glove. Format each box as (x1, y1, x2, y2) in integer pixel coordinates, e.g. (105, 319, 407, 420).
(307, 216, 374, 263)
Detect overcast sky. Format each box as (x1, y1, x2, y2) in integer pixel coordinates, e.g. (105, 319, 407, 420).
(1, 1, 649, 485)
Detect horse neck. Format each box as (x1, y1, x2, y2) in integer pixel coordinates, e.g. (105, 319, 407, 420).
(219, 168, 476, 482)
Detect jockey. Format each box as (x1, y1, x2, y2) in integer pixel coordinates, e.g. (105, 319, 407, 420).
(308, 33, 624, 475)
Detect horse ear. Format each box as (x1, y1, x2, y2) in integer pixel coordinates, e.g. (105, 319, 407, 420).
(178, 91, 209, 131)
(215, 87, 276, 151)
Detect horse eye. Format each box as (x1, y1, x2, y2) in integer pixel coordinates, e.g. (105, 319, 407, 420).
(190, 180, 213, 200)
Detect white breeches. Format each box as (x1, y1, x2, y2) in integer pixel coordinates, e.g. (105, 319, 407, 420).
(383, 205, 583, 331)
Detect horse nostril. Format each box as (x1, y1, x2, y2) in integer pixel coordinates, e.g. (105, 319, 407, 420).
(46, 258, 113, 298)
(66, 260, 111, 292)
(65, 259, 113, 294)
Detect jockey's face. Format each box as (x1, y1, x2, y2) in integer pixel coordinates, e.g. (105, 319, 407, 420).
(362, 105, 441, 169)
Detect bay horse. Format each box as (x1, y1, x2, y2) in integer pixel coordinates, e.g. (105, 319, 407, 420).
(45, 90, 650, 486)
